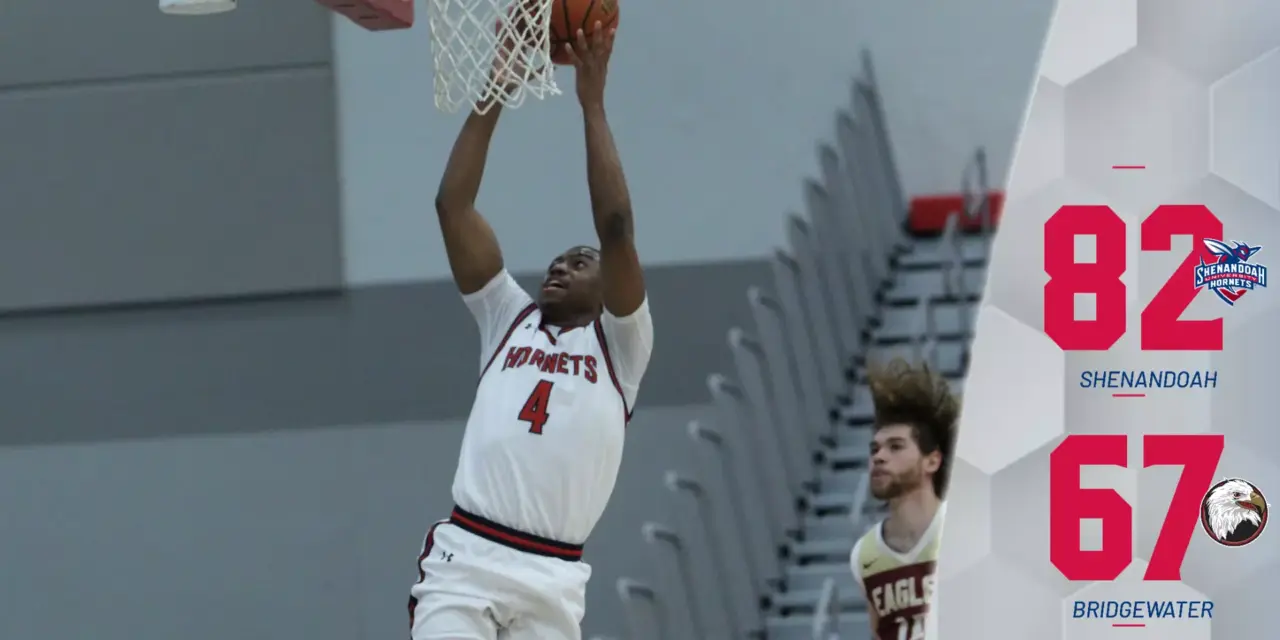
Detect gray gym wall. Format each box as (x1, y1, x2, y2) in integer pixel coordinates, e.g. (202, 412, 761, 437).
(0, 0, 1054, 636)
(0, 1, 340, 312)
(0, 406, 720, 640)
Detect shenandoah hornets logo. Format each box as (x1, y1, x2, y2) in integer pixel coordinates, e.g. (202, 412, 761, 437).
(1200, 478, 1268, 546)
(1193, 239, 1267, 306)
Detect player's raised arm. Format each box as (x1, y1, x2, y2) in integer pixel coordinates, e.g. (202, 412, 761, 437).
(435, 58, 531, 296)
(565, 26, 645, 317)
(435, 106, 505, 295)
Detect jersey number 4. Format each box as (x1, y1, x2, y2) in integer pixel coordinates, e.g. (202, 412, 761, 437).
(519, 380, 555, 434)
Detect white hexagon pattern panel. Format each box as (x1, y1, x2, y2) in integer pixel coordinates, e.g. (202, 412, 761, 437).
(1038, 0, 1136, 86)
(937, 0, 1280, 637)
(1209, 51, 1280, 210)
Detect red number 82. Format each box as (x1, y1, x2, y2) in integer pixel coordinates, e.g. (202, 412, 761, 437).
(1043, 204, 1224, 351)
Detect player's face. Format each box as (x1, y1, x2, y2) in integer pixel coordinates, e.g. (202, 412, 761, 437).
(539, 246, 603, 310)
(868, 424, 938, 500)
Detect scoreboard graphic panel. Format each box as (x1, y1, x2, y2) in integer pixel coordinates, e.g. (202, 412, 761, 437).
(935, 0, 1280, 638)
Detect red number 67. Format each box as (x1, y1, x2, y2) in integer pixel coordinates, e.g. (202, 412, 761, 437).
(1049, 434, 1224, 581)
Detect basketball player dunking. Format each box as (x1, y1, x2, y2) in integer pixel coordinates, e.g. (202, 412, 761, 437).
(408, 26, 653, 640)
(850, 360, 959, 640)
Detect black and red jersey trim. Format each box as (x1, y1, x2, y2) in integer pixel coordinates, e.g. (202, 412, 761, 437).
(449, 506, 584, 561)
(406, 521, 443, 631)
(479, 302, 538, 381)
(593, 320, 633, 423)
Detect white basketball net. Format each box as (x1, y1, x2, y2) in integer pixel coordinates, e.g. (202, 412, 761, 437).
(427, 0, 560, 114)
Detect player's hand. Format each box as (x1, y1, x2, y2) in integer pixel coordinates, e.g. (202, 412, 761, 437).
(564, 23, 615, 109)
(488, 27, 540, 101)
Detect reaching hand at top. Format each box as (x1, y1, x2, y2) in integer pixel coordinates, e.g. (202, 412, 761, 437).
(564, 23, 615, 109)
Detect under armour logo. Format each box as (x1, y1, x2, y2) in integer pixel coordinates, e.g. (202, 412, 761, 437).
(440, 551, 453, 562)
(525, 324, 532, 329)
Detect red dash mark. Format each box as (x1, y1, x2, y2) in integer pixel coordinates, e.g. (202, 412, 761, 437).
(1113, 623, 1147, 628)
(1112, 165, 1146, 170)
(1113, 393, 1146, 398)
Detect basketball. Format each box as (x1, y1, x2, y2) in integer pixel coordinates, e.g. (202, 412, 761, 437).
(549, 0, 619, 65)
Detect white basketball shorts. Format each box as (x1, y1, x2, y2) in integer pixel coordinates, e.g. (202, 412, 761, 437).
(408, 506, 593, 640)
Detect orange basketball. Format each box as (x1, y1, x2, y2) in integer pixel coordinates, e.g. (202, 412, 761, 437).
(549, 0, 619, 65)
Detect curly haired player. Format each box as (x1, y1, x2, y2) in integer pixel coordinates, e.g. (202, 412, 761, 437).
(849, 359, 959, 640)
(407, 25, 653, 640)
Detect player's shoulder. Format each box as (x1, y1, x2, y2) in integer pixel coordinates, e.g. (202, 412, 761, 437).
(595, 296, 654, 385)
(916, 536, 942, 563)
(918, 502, 947, 559)
(855, 521, 879, 552)
(600, 295, 652, 328)
(853, 520, 884, 567)
(463, 269, 535, 307)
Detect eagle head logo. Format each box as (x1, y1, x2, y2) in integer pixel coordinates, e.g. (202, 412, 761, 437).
(1200, 478, 1268, 546)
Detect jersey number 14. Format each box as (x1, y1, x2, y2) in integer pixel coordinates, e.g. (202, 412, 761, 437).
(519, 380, 554, 434)
(894, 613, 927, 640)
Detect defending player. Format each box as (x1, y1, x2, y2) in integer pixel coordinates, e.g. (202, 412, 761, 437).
(407, 25, 652, 640)
(849, 359, 958, 640)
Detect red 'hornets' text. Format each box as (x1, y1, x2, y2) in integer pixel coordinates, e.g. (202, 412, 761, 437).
(501, 346, 599, 384)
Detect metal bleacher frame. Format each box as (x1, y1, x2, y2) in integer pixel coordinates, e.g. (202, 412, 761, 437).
(612, 50, 998, 639)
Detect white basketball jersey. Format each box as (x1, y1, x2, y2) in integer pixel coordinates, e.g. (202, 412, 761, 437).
(451, 271, 653, 546)
(851, 502, 947, 640)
